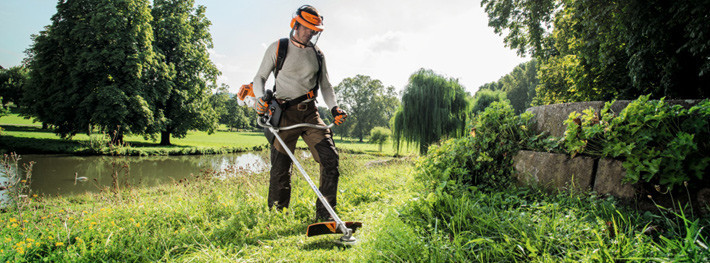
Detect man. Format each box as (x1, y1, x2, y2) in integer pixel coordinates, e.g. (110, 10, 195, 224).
(252, 5, 348, 221)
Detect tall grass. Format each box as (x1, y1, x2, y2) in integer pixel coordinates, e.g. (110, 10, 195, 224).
(369, 186, 709, 262)
(1, 151, 706, 261)
(0, 152, 417, 261)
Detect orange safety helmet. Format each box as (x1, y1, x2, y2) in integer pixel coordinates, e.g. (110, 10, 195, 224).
(290, 5, 324, 32)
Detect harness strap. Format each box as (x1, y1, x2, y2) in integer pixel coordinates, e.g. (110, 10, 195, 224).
(273, 38, 323, 109)
(274, 38, 289, 80)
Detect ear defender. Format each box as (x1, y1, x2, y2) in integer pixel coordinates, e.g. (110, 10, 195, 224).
(290, 5, 324, 32)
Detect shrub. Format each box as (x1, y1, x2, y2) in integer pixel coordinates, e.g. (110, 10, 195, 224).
(368, 127, 390, 152)
(563, 95, 710, 190)
(416, 101, 534, 194)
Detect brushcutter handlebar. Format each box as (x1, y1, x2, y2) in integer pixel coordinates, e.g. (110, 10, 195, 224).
(257, 89, 335, 131)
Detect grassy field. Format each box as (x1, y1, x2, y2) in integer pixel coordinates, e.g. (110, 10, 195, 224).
(3, 114, 705, 261)
(2, 151, 706, 261)
(0, 114, 417, 156)
(0, 152, 418, 261)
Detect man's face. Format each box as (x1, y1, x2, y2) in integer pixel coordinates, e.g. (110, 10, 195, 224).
(294, 24, 318, 44)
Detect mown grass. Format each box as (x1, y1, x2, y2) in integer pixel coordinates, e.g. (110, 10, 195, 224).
(0, 114, 416, 156)
(0, 115, 40, 127)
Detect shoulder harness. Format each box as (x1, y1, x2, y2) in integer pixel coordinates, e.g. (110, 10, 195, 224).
(273, 38, 323, 109)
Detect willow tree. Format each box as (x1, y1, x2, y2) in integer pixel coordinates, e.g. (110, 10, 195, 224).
(393, 69, 470, 155)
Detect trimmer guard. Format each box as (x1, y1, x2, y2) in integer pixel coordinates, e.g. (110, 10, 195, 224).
(306, 221, 362, 237)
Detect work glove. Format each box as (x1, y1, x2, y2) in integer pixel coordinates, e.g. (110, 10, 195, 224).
(331, 106, 348, 125)
(256, 97, 269, 116)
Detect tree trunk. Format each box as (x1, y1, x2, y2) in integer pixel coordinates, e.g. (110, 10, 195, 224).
(160, 131, 171, 145)
(111, 132, 124, 146)
(419, 142, 428, 155)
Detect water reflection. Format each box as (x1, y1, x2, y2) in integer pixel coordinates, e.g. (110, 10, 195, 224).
(10, 153, 268, 196)
(0, 175, 8, 209)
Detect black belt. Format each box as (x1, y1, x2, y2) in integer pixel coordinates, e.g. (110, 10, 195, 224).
(277, 99, 312, 111)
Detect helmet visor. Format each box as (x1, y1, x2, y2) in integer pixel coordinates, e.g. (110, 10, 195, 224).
(290, 27, 321, 47)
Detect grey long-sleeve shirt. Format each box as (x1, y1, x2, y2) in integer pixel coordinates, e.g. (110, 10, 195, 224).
(252, 40, 337, 110)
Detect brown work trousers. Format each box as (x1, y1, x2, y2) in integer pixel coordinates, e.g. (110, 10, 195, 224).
(268, 101, 340, 220)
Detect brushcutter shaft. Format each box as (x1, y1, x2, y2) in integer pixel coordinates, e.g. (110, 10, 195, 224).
(258, 119, 349, 236)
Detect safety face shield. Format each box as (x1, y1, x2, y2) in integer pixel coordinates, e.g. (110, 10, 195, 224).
(289, 6, 324, 47)
(289, 25, 322, 47)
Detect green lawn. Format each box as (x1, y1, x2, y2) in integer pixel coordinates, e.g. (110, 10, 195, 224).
(0, 114, 417, 156)
(0, 114, 41, 127)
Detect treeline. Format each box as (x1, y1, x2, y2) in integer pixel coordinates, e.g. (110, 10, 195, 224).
(0, 0, 405, 146)
(1, 0, 219, 145)
(472, 60, 538, 114)
(480, 0, 709, 104)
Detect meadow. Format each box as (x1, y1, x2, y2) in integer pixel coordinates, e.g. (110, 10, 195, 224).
(0, 114, 416, 156)
(1, 113, 707, 261)
(1, 151, 417, 261)
(2, 151, 707, 262)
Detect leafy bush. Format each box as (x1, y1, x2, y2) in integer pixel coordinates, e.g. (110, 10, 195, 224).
(470, 89, 508, 114)
(563, 95, 710, 189)
(416, 101, 534, 193)
(368, 126, 390, 152)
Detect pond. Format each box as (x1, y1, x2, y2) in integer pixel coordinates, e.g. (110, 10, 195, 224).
(0, 152, 269, 201)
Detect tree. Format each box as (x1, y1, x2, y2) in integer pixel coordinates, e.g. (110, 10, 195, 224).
(504, 60, 538, 113)
(393, 69, 469, 155)
(472, 60, 537, 114)
(471, 89, 508, 115)
(152, 0, 220, 145)
(481, 0, 559, 58)
(317, 106, 334, 125)
(334, 75, 399, 142)
(0, 98, 9, 118)
(209, 87, 230, 128)
(23, 0, 167, 142)
(0, 66, 29, 107)
(222, 98, 252, 131)
(621, 0, 710, 99)
(534, 1, 632, 104)
(369, 126, 390, 152)
(483, 0, 710, 103)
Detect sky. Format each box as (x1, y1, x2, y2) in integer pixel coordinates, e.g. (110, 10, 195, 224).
(0, 0, 529, 96)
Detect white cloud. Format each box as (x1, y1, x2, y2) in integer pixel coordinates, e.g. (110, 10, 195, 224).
(1, 0, 527, 96)
(367, 31, 406, 53)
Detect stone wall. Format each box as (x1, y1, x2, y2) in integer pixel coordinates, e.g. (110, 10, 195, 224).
(515, 100, 707, 211)
(513, 150, 636, 198)
(526, 100, 702, 137)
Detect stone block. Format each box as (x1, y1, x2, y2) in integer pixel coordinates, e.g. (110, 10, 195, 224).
(513, 150, 595, 192)
(525, 102, 605, 138)
(593, 158, 636, 199)
(525, 100, 703, 138)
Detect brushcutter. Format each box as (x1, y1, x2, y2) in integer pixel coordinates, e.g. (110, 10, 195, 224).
(251, 89, 361, 244)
